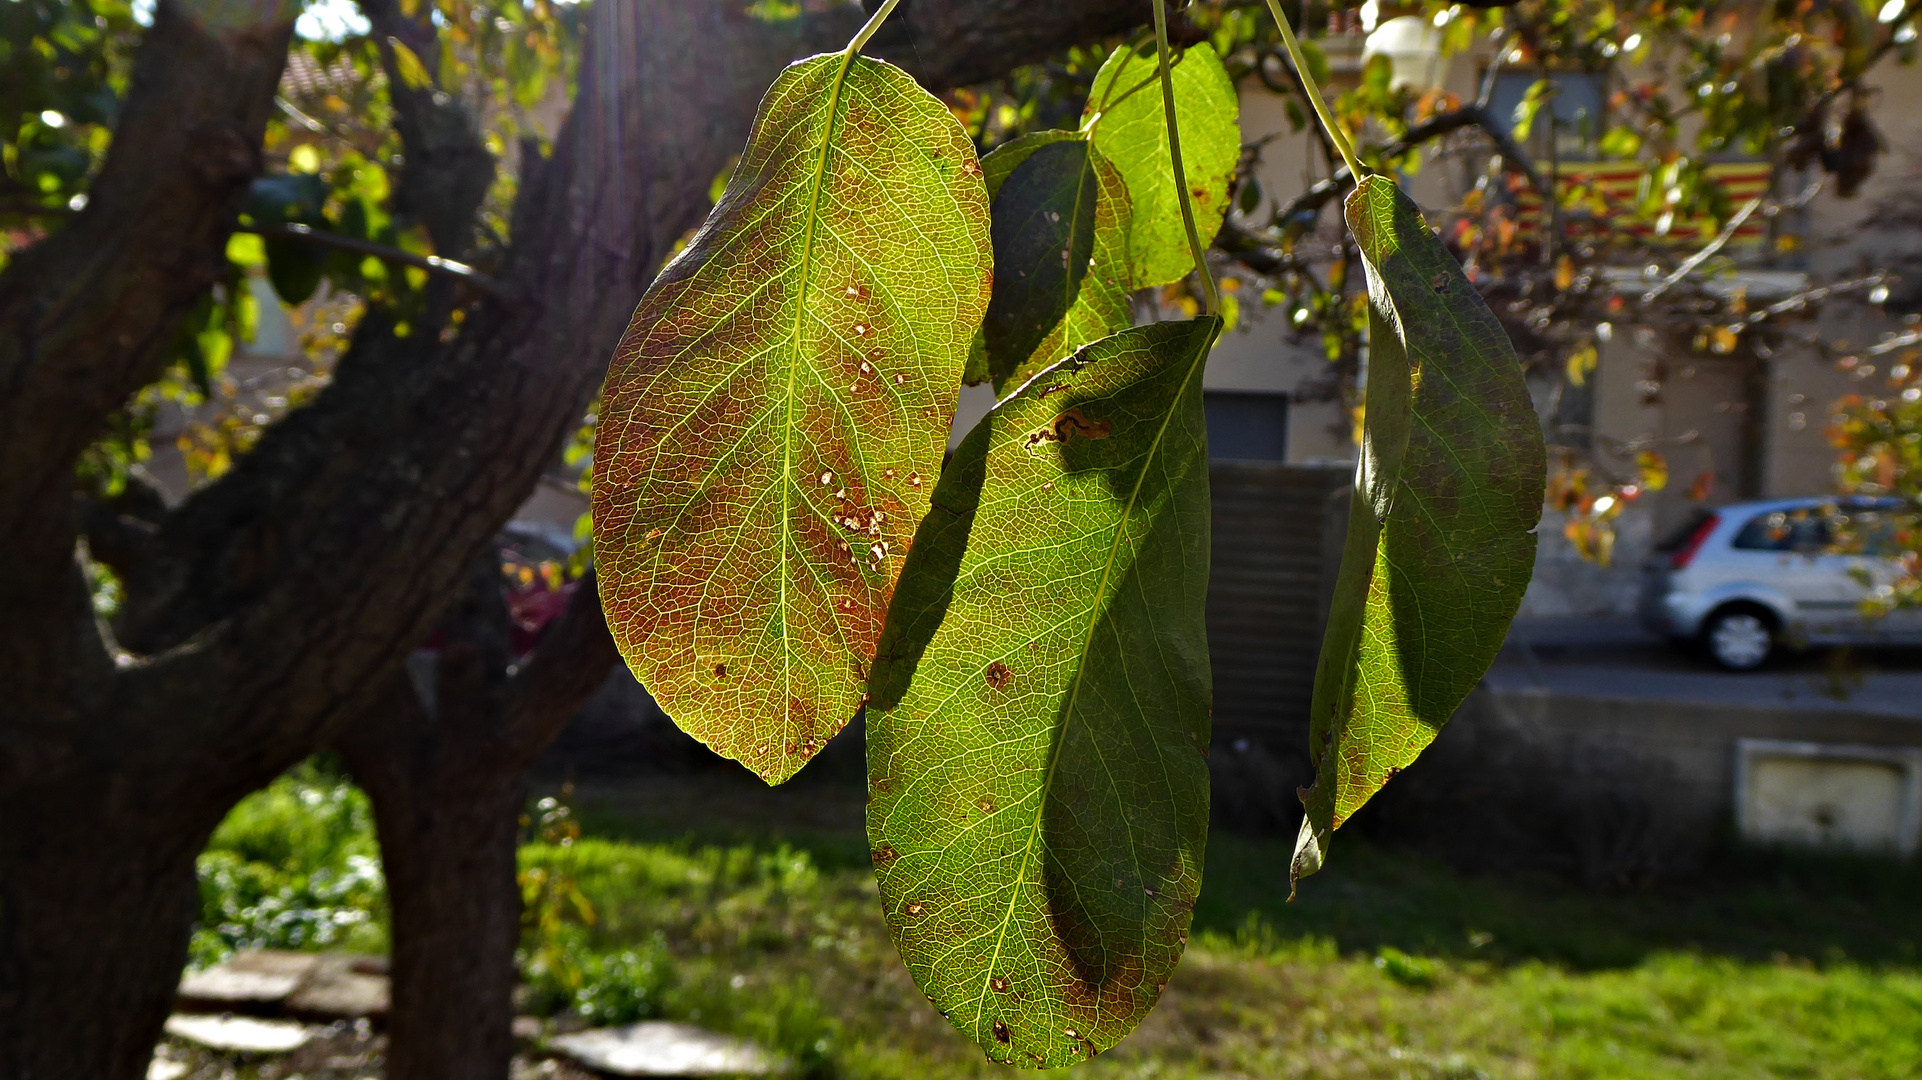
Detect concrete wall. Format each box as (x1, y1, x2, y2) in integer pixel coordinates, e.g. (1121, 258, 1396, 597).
(1213, 681, 1922, 881)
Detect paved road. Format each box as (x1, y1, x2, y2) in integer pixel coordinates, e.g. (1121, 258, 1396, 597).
(1488, 617, 1922, 719)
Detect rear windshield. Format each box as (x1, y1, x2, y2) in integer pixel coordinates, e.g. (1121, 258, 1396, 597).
(1654, 510, 1716, 553)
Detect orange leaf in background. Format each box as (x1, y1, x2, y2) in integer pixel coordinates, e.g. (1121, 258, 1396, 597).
(1688, 469, 1715, 502)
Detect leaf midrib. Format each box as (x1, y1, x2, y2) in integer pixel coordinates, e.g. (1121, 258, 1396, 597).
(972, 324, 1214, 1033)
(778, 50, 862, 752)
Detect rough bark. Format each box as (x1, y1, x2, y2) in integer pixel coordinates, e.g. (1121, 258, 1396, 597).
(0, 0, 293, 698)
(0, 3, 1158, 1078)
(332, 568, 617, 1080)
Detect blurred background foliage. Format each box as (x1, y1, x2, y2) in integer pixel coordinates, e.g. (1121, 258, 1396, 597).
(10, 0, 1920, 580)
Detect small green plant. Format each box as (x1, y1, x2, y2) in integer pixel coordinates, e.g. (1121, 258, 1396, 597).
(1375, 946, 1441, 989)
(517, 786, 599, 998)
(189, 760, 386, 967)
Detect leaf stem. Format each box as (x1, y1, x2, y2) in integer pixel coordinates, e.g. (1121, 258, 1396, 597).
(1151, 0, 1220, 317)
(846, 0, 906, 55)
(1260, 0, 1365, 182)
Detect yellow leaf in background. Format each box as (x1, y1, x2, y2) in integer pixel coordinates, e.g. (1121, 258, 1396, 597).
(226, 232, 266, 268)
(1709, 325, 1738, 354)
(288, 144, 320, 174)
(1565, 342, 1598, 387)
(1636, 450, 1669, 491)
(389, 38, 434, 91)
(1554, 254, 1575, 291)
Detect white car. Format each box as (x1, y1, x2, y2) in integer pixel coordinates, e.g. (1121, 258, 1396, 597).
(1638, 496, 1920, 670)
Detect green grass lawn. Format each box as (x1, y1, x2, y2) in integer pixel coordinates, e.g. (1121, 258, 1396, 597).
(197, 760, 1922, 1079)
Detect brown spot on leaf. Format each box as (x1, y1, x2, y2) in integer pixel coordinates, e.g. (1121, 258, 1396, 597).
(872, 844, 898, 868)
(992, 1021, 1010, 1044)
(990, 976, 1010, 993)
(1026, 407, 1113, 450)
(976, 795, 996, 813)
(905, 900, 925, 916)
(963, 159, 982, 178)
(985, 662, 1012, 690)
(713, 663, 728, 678)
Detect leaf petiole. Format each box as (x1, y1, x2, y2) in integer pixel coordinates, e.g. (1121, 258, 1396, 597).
(1151, 0, 1220, 316)
(1259, 0, 1366, 182)
(845, 0, 906, 55)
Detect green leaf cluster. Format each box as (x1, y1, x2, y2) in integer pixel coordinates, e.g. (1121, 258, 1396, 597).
(594, 11, 1540, 1069)
(973, 40, 1240, 391)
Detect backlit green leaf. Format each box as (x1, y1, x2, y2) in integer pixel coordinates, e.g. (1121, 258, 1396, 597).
(981, 139, 1098, 388)
(867, 316, 1221, 1067)
(593, 52, 992, 784)
(1291, 177, 1545, 886)
(979, 43, 1236, 392)
(1085, 41, 1238, 290)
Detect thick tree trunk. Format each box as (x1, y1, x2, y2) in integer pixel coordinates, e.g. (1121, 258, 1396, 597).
(0, 803, 215, 1079)
(334, 566, 620, 1080)
(337, 675, 530, 1080)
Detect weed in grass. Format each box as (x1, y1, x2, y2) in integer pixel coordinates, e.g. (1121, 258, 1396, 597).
(189, 762, 386, 967)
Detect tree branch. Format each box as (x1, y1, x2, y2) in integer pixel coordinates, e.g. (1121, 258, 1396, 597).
(0, 0, 294, 711)
(499, 570, 620, 767)
(358, 0, 495, 257)
(253, 223, 514, 298)
(106, 0, 1154, 781)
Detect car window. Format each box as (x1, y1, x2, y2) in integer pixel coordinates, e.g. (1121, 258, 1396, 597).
(1731, 508, 1831, 552)
(1834, 510, 1903, 557)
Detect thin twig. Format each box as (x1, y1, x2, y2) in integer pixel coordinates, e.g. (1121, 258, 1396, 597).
(1153, 0, 1220, 315)
(2, 199, 508, 296)
(1866, 328, 1922, 358)
(251, 222, 513, 298)
(1641, 195, 1764, 303)
(1725, 272, 1889, 331)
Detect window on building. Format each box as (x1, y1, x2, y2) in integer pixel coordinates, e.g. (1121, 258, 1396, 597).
(1486, 70, 1607, 162)
(1204, 392, 1289, 462)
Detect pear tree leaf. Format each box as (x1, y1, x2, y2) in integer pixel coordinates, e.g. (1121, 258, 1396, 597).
(965, 130, 1090, 388)
(1291, 176, 1545, 886)
(867, 316, 1221, 1067)
(981, 42, 1236, 392)
(1085, 41, 1239, 289)
(980, 139, 1098, 389)
(593, 52, 992, 784)
(980, 129, 1082, 199)
(994, 146, 1133, 393)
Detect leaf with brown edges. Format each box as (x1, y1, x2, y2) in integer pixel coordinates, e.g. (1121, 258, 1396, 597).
(593, 52, 991, 784)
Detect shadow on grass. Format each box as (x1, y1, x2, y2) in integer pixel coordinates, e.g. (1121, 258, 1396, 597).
(543, 734, 1922, 974)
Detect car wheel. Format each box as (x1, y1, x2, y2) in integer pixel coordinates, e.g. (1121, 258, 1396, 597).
(1701, 607, 1775, 671)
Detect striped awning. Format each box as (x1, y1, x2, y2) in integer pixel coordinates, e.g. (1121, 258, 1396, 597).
(1512, 160, 1773, 243)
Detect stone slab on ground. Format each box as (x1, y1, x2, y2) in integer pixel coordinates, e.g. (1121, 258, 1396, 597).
(175, 950, 319, 1015)
(285, 953, 390, 1022)
(548, 1021, 779, 1077)
(178, 949, 389, 1022)
(162, 1014, 313, 1055)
